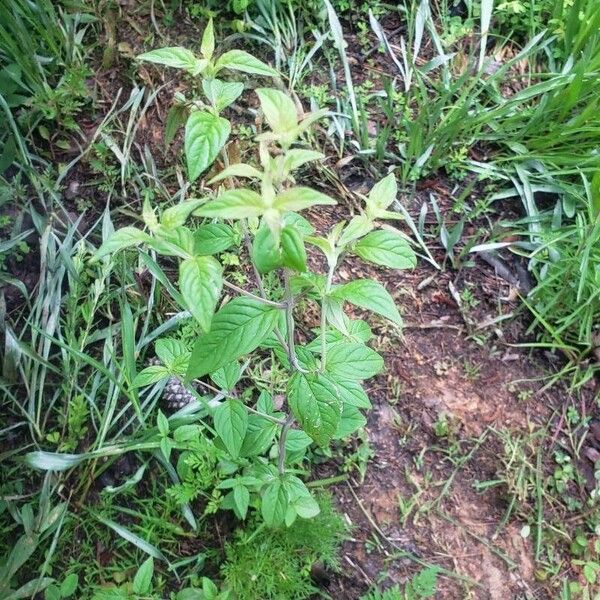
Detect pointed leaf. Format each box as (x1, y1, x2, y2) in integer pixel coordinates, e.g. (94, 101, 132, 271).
(354, 230, 417, 269)
(331, 377, 372, 409)
(132, 365, 170, 387)
(325, 342, 383, 380)
(137, 47, 206, 75)
(193, 223, 237, 255)
(334, 404, 366, 438)
(94, 227, 151, 259)
(214, 399, 248, 458)
(287, 372, 342, 446)
(194, 189, 264, 219)
(331, 279, 402, 326)
(251, 222, 282, 273)
(261, 478, 288, 527)
(281, 225, 307, 272)
(256, 88, 298, 133)
(283, 149, 325, 173)
(133, 557, 154, 595)
(179, 256, 223, 332)
(215, 50, 278, 76)
(187, 298, 281, 379)
(202, 79, 244, 112)
(273, 187, 336, 212)
(185, 111, 231, 181)
(208, 162, 262, 184)
(367, 173, 397, 211)
(200, 19, 215, 60)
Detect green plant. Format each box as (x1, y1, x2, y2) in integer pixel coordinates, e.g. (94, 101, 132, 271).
(0, 0, 92, 174)
(26, 24, 416, 533)
(220, 494, 347, 599)
(360, 567, 438, 600)
(0, 496, 68, 599)
(137, 17, 278, 174)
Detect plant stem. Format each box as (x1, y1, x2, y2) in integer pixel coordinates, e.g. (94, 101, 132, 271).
(278, 415, 294, 475)
(283, 269, 307, 373)
(223, 279, 286, 308)
(319, 256, 337, 372)
(194, 379, 286, 425)
(241, 223, 290, 354)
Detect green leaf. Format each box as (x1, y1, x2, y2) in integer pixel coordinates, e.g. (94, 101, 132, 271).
(179, 256, 223, 333)
(287, 372, 342, 446)
(194, 189, 264, 219)
(202, 79, 244, 113)
(281, 225, 307, 272)
(200, 18, 215, 60)
(584, 563, 597, 585)
(325, 343, 383, 380)
(155, 338, 189, 370)
(285, 475, 320, 519)
(161, 199, 206, 229)
(165, 103, 188, 146)
(185, 111, 231, 182)
(215, 50, 278, 76)
(293, 493, 321, 519)
(132, 365, 170, 388)
(261, 478, 288, 527)
(187, 297, 281, 379)
(256, 88, 298, 133)
(282, 149, 324, 174)
(251, 221, 282, 274)
(331, 279, 402, 326)
(273, 187, 336, 212)
(214, 399, 248, 458)
(94, 227, 151, 260)
(338, 215, 374, 247)
(137, 47, 206, 75)
(157, 410, 169, 436)
(173, 425, 201, 443)
(306, 319, 372, 350)
(160, 436, 173, 461)
(283, 212, 315, 236)
(331, 377, 371, 409)
(60, 574, 78, 598)
(323, 296, 349, 335)
(7, 578, 55, 600)
(210, 360, 241, 390)
(366, 173, 397, 214)
(95, 516, 168, 562)
(241, 416, 277, 457)
(45, 584, 61, 600)
(354, 230, 416, 269)
(24, 452, 86, 471)
(176, 589, 204, 600)
(207, 162, 262, 184)
(193, 223, 237, 255)
(334, 404, 366, 438)
(233, 483, 250, 519)
(133, 557, 154, 595)
(4, 533, 38, 581)
(151, 226, 195, 257)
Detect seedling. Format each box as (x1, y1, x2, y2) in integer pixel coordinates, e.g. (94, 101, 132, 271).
(90, 23, 417, 528)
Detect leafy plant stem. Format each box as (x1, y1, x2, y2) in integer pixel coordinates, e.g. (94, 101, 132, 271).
(194, 379, 286, 425)
(283, 269, 307, 373)
(320, 256, 338, 372)
(222, 279, 286, 308)
(278, 414, 294, 475)
(242, 223, 290, 354)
